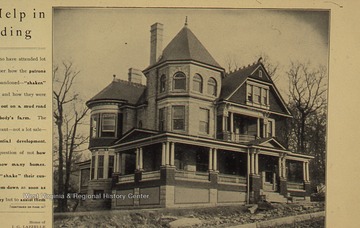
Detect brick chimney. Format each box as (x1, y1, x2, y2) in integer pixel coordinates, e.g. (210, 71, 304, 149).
(128, 68, 143, 84)
(150, 23, 163, 65)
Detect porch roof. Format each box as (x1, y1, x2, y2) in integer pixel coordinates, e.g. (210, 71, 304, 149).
(111, 131, 313, 161)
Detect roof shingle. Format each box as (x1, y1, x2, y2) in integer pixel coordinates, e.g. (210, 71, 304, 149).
(86, 79, 146, 106)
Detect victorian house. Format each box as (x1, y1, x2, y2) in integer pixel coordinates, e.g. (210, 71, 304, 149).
(78, 22, 313, 209)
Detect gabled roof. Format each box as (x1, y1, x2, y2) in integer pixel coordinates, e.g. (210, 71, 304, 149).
(146, 26, 222, 70)
(86, 79, 146, 107)
(219, 62, 291, 116)
(115, 128, 159, 145)
(247, 137, 286, 150)
(220, 63, 260, 100)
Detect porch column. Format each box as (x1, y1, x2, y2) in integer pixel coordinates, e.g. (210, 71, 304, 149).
(208, 148, 213, 171)
(247, 151, 251, 175)
(305, 161, 310, 182)
(170, 142, 175, 166)
(222, 116, 226, 132)
(165, 141, 170, 165)
(118, 152, 122, 174)
(114, 153, 118, 173)
(257, 118, 260, 138)
(255, 151, 259, 175)
(135, 148, 139, 170)
(250, 151, 255, 175)
(278, 156, 282, 178)
(303, 161, 306, 182)
(230, 112, 234, 140)
(139, 147, 143, 170)
(282, 157, 286, 178)
(213, 149, 218, 171)
(161, 142, 166, 166)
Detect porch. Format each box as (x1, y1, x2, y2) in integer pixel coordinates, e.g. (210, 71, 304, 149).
(217, 112, 274, 143)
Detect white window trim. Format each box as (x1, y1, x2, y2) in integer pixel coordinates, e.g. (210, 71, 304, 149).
(101, 113, 116, 133)
(246, 81, 270, 109)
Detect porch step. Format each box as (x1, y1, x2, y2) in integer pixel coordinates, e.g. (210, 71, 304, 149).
(261, 191, 288, 203)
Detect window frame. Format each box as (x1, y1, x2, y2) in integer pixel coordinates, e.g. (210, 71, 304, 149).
(97, 155, 104, 179)
(172, 106, 185, 131)
(246, 81, 270, 108)
(159, 107, 166, 131)
(193, 74, 203, 93)
(90, 114, 99, 138)
(199, 108, 210, 134)
(207, 77, 217, 96)
(173, 72, 186, 91)
(159, 74, 166, 93)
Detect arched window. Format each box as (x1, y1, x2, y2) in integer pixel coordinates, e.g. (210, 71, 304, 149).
(159, 74, 166, 93)
(173, 72, 186, 90)
(193, 74, 203, 93)
(207, 78, 217, 96)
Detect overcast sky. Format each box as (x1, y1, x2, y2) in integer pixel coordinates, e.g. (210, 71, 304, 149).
(53, 8, 329, 101)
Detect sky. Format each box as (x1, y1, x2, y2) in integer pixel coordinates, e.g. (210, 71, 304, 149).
(53, 8, 329, 101)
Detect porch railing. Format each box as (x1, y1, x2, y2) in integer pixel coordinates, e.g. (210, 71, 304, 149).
(287, 181, 305, 190)
(141, 170, 160, 181)
(218, 132, 256, 143)
(118, 174, 134, 183)
(218, 174, 247, 185)
(175, 170, 209, 181)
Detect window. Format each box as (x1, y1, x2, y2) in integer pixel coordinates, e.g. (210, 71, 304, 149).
(97, 155, 104, 179)
(172, 106, 185, 130)
(108, 155, 114, 178)
(193, 74, 203, 93)
(90, 114, 99, 138)
(101, 113, 116, 137)
(247, 84, 253, 102)
(267, 121, 273, 137)
(91, 155, 96, 179)
(246, 82, 269, 106)
(207, 78, 217, 96)
(262, 88, 268, 105)
(259, 70, 263, 78)
(159, 74, 166, 93)
(199, 108, 209, 134)
(173, 72, 186, 90)
(254, 86, 261, 103)
(159, 108, 165, 131)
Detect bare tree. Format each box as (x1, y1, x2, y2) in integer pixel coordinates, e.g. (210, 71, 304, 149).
(53, 62, 89, 212)
(287, 61, 327, 153)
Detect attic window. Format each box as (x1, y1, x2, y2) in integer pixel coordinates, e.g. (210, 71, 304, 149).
(259, 70, 263, 78)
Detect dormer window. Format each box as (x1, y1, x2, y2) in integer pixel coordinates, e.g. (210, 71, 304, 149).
(173, 72, 186, 90)
(159, 74, 166, 93)
(207, 77, 217, 96)
(193, 74, 203, 93)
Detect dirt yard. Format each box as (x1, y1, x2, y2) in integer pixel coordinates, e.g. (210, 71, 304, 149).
(54, 202, 325, 228)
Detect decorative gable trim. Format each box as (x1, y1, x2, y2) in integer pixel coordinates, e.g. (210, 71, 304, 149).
(115, 128, 159, 144)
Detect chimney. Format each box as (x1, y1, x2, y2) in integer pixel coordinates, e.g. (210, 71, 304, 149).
(150, 23, 163, 65)
(128, 68, 143, 84)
